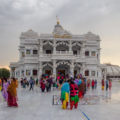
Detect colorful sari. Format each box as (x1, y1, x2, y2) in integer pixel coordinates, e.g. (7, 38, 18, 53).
(7, 80, 18, 107)
(0, 79, 2, 91)
(2, 82, 9, 100)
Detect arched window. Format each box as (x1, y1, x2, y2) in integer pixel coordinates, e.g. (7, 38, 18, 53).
(85, 51, 89, 56)
(33, 70, 37, 75)
(33, 50, 38, 54)
(85, 70, 89, 76)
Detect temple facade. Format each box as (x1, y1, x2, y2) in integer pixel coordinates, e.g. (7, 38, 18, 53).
(9, 18, 107, 81)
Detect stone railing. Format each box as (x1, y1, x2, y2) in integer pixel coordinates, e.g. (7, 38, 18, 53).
(43, 54, 51, 57)
(74, 54, 81, 57)
(56, 51, 73, 55)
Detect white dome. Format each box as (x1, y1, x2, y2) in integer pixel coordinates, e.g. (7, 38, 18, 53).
(20, 29, 38, 39)
(106, 64, 120, 77)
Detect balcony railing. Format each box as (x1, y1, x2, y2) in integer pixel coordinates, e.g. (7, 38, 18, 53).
(56, 51, 72, 55)
(42, 51, 82, 58)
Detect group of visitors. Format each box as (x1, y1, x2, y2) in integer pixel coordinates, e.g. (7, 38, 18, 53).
(61, 76, 86, 110)
(0, 73, 113, 109)
(101, 79, 112, 90)
(0, 77, 18, 107)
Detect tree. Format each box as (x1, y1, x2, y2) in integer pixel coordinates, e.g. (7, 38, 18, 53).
(0, 68, 10, 79)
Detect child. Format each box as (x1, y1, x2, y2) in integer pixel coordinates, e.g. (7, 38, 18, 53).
(45, 81, 49, 92)
(109, 80, 112, 90)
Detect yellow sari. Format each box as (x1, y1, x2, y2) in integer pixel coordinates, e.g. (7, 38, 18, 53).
(0, 79, 2, 91)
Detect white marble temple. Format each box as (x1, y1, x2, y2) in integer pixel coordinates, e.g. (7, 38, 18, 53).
(0, 81, 120, 120)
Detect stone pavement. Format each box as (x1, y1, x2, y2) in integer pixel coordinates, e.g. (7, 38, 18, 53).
(0, 81, 120, 120)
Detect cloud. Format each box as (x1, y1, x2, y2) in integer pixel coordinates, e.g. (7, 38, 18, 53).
(0, 0, 120, 68)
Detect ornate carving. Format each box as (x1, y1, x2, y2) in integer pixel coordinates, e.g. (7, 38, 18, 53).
(54, 34, 71, 38)
(43, 41, 53, 46)
(56, 60, 71, 67)
(56, 41, 69, 47)
(72, 42, 82, 47)
(42, 62, 53, 68)
(74, 63, 82, 68)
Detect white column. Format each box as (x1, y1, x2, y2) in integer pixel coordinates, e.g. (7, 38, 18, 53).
(90, 51, 91, 56)
(38, 61, 42, 78)
(80, 67, 83, 75)
(53, 40, 56, 54)
(82, 63, 85, 77)
(70, 60, 74, 77)
(104, 69, 107, 80)
(53, 60, 56, 79)
(53, 45, 56, 54)
(80, 45, 85, 58)
(69, 40, 72, 54)
(39, 40, 43, 57)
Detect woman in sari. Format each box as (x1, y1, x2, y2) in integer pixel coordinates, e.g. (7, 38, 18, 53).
(0, 79, 2, 91)
(2, 79, 9, 101)
(7, 78, 18, 107)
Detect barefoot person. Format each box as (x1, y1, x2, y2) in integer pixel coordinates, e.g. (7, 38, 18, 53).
(2, 78, 9, 101)
(61, 80, 70, 109)
(7, 78, 18, 107)
(70, 81, 79, 110)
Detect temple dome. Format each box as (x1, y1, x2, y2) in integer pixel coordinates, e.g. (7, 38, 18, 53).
(20, 29, 38, 39)
(106, 64, 120, 77)
(84, 31, 100, 40)
(53, 22, 71, 36)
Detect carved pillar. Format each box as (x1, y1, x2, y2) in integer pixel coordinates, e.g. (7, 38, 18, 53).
(80, 45, 85, 58)
(104, 69, 107, 80)
(82, 63, 85, 77)
(38, 61, 42, 78)
(53, 40, 56, 54)
(39, 40, 43, 57)
(70, 60, 74, 77)
(69, 40, 72, 54)
(53, 60, 56, 79)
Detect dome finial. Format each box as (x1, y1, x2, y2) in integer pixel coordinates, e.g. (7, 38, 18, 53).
(56, 15, 59, 24)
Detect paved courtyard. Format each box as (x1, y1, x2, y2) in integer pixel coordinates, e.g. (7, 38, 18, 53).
(0, 81, 120, 120)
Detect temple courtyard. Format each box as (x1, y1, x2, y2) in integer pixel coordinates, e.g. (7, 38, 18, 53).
(0, 81, 120, 120)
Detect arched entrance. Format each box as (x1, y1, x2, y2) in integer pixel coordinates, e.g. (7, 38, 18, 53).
(56, 61, 71, 77)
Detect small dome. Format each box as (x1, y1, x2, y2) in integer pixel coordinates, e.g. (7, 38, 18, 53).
(20, 29, 38, 39)
(106, 64, 120, 77)
(84, 31, 99, 40)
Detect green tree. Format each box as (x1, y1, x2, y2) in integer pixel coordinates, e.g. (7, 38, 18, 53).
(0, 68, 10, 79)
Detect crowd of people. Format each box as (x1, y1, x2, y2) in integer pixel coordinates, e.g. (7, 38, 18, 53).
(0, 77, 18, 107)
(0, 74, 112, 110)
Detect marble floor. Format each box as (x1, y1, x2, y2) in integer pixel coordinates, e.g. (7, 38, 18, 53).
(0, 81, 120, 120)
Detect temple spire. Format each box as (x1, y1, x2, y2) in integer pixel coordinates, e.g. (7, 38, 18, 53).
(56, 15, 59, 24)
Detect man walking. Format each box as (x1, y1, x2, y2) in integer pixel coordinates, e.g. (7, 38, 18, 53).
(106, 78, 109, 91)
(29, 77, 33, 91)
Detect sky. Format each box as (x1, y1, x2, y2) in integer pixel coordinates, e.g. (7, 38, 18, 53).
(0, 0, 120, 70)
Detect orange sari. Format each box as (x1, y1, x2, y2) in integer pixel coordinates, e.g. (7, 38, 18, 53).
(7, 80, 18, 107)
